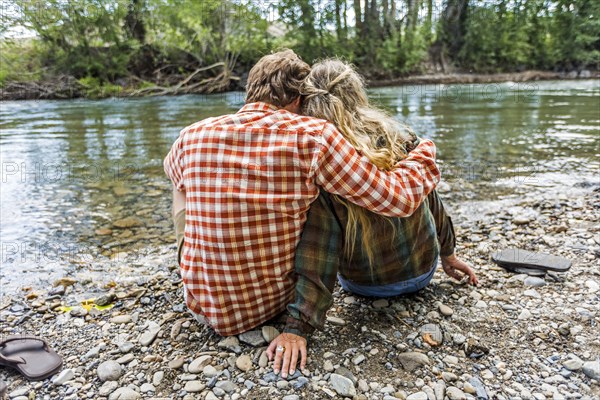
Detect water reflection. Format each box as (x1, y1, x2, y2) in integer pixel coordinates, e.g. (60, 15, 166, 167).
(0, 80, 598, 291)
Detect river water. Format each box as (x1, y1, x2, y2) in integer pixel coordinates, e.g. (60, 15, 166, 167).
(1, 80, 598, 294)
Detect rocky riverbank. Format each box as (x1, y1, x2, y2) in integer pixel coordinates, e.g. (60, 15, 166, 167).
(1, 70, 598, 101)
(1, 181, 599, 400)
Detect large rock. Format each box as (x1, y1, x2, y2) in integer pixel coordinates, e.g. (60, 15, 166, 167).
(97, 360, 123, 382)
(329, 373, 356, 398)
(582, 360, 600, 380)
(397, 352, 431, 372)
(239, 330, 266, 346)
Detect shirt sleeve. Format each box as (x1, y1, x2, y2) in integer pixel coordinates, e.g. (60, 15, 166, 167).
(164, 129, 186, 191)
(427, 189, 456, 257)
(285, 190, 342, 338)
(312, 123, 440, 217)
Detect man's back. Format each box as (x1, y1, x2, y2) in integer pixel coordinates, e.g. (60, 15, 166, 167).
(165, 102, 332, 335)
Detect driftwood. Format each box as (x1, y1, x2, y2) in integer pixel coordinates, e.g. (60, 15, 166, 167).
(0, 75, 83, 100)
(128, 61, 240, 97)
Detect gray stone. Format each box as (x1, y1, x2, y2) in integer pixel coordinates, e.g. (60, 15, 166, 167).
(140, 383, 155, 392)
(118, 342, 134, 353)
(235, 354, 253, 372)
(183, 381, 204, 392)
(217, 336, 242, 353)
(563, 358, 583, 371)
(582, 360, 600, 380)
(446, 387, 466, 400)
(51, 368, 74, 385)
(239, 330, 266, 346)
(326, 316, 346, 326)
(397, 352, 431, 372)
(108, 387, 140, 400)
(98, 381, 118, 397)
(406, 392, 428, 400)
(439, 304, 454, 317)
(110, 315, 132, 324)
(372, 299, 389, 308)
(215, 380, 237, 393)
(203, 365, 219, 378)
(524, 277, 546, 287)
(138, 320, 160, 346)
(152, 371, 164, 386)
(282, 396, 300, 400)
(329, 373, 356, 398)
(262, 326, 280, 343)
(334, 366, 357, 384)
(97, 361, 123, 382)
(468, 377, 488, 400)
(433, 380, 446, 400)
(188, 355, 212, 374)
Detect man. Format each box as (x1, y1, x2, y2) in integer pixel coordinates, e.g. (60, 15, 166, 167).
(164, 50, 440, 377)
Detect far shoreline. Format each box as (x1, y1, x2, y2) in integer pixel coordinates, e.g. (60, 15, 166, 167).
(0, 70, 597, 102)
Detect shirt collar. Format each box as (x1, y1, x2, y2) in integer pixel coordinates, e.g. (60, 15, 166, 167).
(238, 102, 280, 113)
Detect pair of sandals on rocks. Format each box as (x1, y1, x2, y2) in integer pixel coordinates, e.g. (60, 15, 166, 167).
(0, 335, 63, 397)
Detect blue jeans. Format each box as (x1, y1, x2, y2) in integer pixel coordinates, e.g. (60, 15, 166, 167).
(337, 261, 437, 298)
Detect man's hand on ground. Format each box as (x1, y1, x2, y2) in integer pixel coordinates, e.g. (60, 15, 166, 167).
(266, 332, 307, 378)
(441, 254, 479, 286)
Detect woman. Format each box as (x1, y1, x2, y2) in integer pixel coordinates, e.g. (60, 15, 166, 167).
(283, 59, 479, 339)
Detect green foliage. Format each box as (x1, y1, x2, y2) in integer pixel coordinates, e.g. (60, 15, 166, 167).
(78, 76, 123, 98)
(2, 0, 598, 97)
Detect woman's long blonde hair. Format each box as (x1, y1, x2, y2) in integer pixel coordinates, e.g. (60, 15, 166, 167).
(301, 59, 417, 272)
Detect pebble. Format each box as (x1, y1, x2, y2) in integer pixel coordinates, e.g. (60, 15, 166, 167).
(372, 299, 389, 308)
(562, 358, 583, 371)
(443, 355, 459, 365)
(524, 277, 546, 287)
(585, 280, 599, 293)
(262, 326, 280, 343)
(329, 373, 356, 397)
(152, 370, 164, 386)
(235, 354, 253, 372)
(168, 356, 185, 369)
(397, 352, 431, 372)
(138, 320, 160, 346)
(140, 383, 154, 392)
(439, 304, 454, 316)
(108, 387, 140, 400)
(446, 386, 466, 400)
(51, 368, 74, 385)
(326, 316, 346, 326)
(582, 360, 600, 380)
(110, 315, 132, 324)
(518, 309, 532, 320)
(183, 381, 204, 392)
(282, 395, 300, 400)
(406, 392, 428, 400)
(98, 381, 118, 396)
(239, 330, 266, 346)
(97, 361, 123, 382)
(218, 336, 242, 353)
(188, 355, 213, 373)
(203, 365, 219, 378)
(352, 354, 366, 365)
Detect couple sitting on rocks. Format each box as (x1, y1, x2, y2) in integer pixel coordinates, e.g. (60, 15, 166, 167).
(164, 49, 478, 377)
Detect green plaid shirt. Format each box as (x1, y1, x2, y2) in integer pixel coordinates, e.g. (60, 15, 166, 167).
(284, 189, 456, 337)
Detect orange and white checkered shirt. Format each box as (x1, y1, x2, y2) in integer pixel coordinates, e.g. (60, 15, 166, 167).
(164, 102, 440, 335)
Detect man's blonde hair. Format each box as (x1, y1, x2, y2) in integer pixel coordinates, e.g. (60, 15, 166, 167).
(246, 49, 311, 107)
(301, 59, 418, 273)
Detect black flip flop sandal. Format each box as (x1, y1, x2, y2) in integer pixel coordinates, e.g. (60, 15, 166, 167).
(0, 335, 63, 381)
(492, 248, 572, 275)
